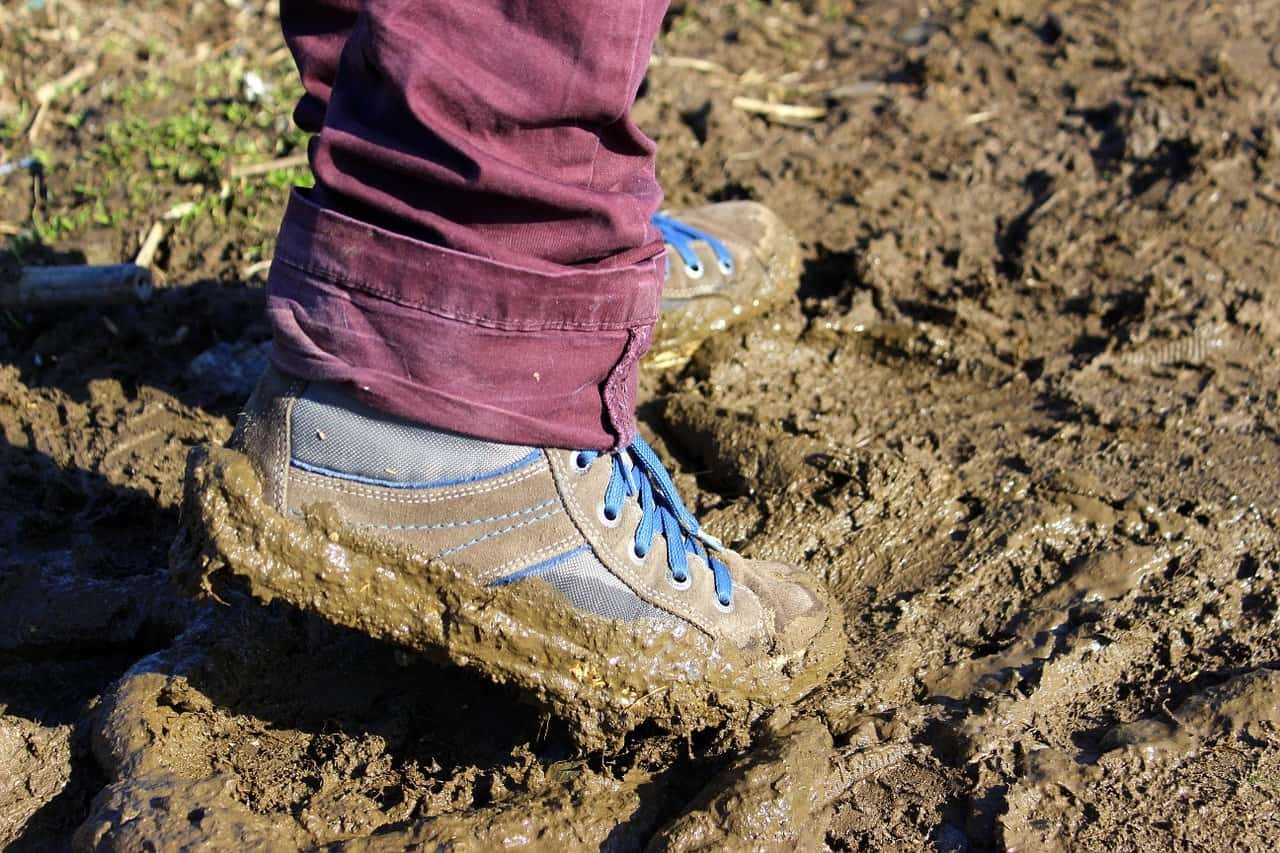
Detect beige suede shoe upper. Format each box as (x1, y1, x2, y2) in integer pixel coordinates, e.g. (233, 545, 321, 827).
(650, 201, 802, 367)
(230, 367, 828, 662)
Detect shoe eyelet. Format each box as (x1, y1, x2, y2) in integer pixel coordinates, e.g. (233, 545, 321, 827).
(714, 595, 734, 614)
(718, 257, 734, 276)
(683, 260, 705, 280)
(597, 502, 621, 528)
(667, 571, 692, 591)
(572, 452, 592, 474)
(630, 543, 648, 565)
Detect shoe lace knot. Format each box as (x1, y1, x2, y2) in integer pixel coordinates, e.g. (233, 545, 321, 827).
(653, 212, 735, 280)
(575, 435, 734, 608)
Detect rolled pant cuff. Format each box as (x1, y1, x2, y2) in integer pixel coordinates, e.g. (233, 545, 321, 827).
(266, 189, 662, 451)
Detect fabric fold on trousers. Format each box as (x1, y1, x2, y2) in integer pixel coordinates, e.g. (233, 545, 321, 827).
(268, 189, 663, 451)
(269, 0, 672, 450)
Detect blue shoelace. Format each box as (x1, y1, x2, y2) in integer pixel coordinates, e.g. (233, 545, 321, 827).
(575, 435, 734, 608)
(652, 213, 735, 280)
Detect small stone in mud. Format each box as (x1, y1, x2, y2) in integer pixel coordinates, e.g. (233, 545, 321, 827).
(185, 341, 271, 400)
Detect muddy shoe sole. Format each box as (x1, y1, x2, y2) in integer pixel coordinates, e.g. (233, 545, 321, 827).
(171, 445, 848, 750)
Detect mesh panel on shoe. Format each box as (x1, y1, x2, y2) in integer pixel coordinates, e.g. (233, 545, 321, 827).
(290, 382, 535, 485)
(538, 549, 678, 624)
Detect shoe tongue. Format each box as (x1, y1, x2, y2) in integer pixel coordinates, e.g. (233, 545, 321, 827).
(615, 448, 640, 492)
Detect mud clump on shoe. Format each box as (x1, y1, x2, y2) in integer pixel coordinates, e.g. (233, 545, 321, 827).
(171, 445, 847, 752)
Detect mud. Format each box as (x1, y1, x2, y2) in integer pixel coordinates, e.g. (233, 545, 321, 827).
(4, 0, 1280, 848)
(0, 717, 73, 847)
(75, 604, 674, 850)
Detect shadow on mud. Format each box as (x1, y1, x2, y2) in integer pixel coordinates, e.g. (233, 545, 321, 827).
(169, 594, 564, 776)
(0, 429, 188, 714)
(0, 428, 188, 848)
(3, 278, 268, 417)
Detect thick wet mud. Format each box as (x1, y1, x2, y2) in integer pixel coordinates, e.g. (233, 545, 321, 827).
(3, 0, 1280, 848)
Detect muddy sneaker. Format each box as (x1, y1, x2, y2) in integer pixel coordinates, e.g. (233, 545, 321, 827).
(173, 369, 846, 749)
(649, 203, 801, 369)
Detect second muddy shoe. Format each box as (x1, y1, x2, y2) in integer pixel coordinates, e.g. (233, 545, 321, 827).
(648, 202, 801, 369)
(174, 369, 845, 749)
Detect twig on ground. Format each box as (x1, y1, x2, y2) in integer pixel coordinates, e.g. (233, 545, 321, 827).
(33, 60, 97, 105)
(134, 222, 167, 269)
(649, 55, 728, 74)
(731, 96, 826, 122)
(825, 80, 889, 99)
(27, 59, 97, 142)
(242, 259, 272, 280)
(24, 101, 48, 144)
(1, 264, 153, 308)
(164, 201, 199, 220)
(228, 153, 309, 179)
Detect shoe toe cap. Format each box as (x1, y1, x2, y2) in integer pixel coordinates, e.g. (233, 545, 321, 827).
(733, 556, 831, 654)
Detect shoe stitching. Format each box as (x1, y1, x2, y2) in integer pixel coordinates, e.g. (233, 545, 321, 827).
(490, 535, 581, 576)
(289, 459, 546, 503)
(729, 561, 771, 649)
(489, 544, 594, 588)
(289, 448, 541, 491)
(341, 499, 557, 532)
(463, 534, 580, 586)
(434, 508, 564, 559)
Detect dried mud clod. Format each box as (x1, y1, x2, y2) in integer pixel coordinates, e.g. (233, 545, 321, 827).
(170, 445, 849, 754)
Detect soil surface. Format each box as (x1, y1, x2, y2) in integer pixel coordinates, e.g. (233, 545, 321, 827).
(3, 0, 1280, 849)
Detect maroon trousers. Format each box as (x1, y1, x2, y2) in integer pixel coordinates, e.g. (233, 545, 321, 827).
(269, 0, 671, 451)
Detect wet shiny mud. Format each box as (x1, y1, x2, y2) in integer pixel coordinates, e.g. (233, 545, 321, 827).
(4, 0, 1280, 849)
